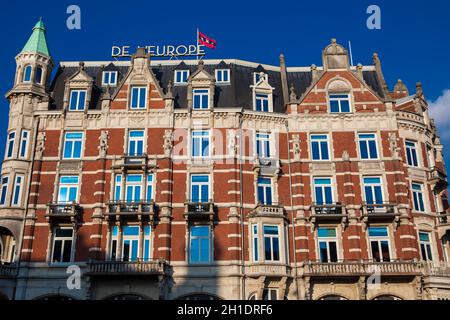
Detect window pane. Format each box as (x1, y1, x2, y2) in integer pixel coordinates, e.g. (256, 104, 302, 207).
(264, 237, 272, 260)
(52, 240, 62, 262)
(329, 242, 338, 262)
(62, 240, 72, 262)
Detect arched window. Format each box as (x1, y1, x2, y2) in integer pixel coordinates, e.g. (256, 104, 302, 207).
(23, 65, 32, 83)
(35, 67, 43, 84)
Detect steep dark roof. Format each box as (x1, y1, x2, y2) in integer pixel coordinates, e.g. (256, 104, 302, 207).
(362, 71, 385, 98)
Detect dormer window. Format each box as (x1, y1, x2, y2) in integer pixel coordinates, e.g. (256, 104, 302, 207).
(254, 72, 267, 84)
(193, 89, 209, 110)
(174, 70, 189, 85)
(23, 65, 32, 83)
(329, 94, 351, 113)
(215, 69, 230, 84)
(255, 93, 270, 112)
(35, 67, 43, 84)
(130, 86, 147, 109)
(102, 71, 117, 86)
(69, 90, 87, 111)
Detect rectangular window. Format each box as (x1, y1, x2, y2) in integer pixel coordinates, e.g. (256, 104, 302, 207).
(102, 71, 117, 86)
(263, 225, 280, 262)
(125, 175, 142, 203)
(419, 232, 433, 261)
(255, 93, 270, 112)
(358, 133, 379, 160)
(363, 177, 384, 206)
(256, 133, 271, 158)
(368, 227, 391, 262)
(318, 227, 338, 262)
(174, 70, 189, 84)
(193, 89, 209, 109)
(52, 228, 73, 263)
(314, 178, 333, 205)
(146, 174, 154, 202)
(406, 140, 419, 167)
(130, 86, 147, 109)
(19, 130, 29, 158)
(215, 69, 230, 83)
(128, 130, 145, 156)
(5, 131, 15, 159)
(191, 131, 210, 158)
(114, 175, 122, 201)
(412, 183, 425, 212)
(311, 134, 330, 161)
(122, 226, 140, 262)
(69, 90, 87, 111)
(0, 176, 9, 206)
(143, 225, 152, 261)
(190, 226, 211, 263)
(110, 225, 151, 262)
(329, 94, 351, 113)
(57, 176, 79, 203)
(63, 132, 83, 159)
(262, 288, 278, 300)
(257, 177, 273, 205)
(252, 225, 259, 262)
(12, 175, 23, 206)
(191, 175, 209, 203)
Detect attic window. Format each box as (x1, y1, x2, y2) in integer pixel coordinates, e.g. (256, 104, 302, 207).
(215, 69, 230, 84)
(23, 65, 32, 83)
(102, 71, 117, 86)
(174, 70, 189, 85)
(69, 90, 87, 111)
(254, 72, 267, 84)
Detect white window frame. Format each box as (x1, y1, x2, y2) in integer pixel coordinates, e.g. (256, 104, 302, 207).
(62, 132, 84, 160)
(57, 176, 80, 204)
(11, 174, 24, 207)
(412, 182, 426, 213)
(313, 177, 334, 205)
(262, 288, 278, 300)
(215, 69, 230, 84)
(102, 71, 118, 86)
(329, 93, 351, 113)
(190, 174, 210, 202)
(192, 88, 210, 110)
(362, 176, 385, 207)
(358, 133, 379, 160)
(255, 132, 271, 158)
(19, 130, 29, 159)
(368, 226, 392, 262)
(310, 134, 331, 161)
(174, 70, 190, 85)
(405, 140, 419, 167)
(5, 131, 16, 159)
(189, 225, 212, 264)
(0, 176, 9, 206)
(125, 175, 143, 203)
(51, 227, 74, 264)
(317, 227, 339, 262)
(69, 90, 87, 111)
(191, 130, 210, 158)
(419, 231, 433, 262)
(127, 130, 145, 156)
(146, 174, 154, 202)
(130, 86, 148, 109)
(254, 92, 271, 112)
(262, 224, 281, 262)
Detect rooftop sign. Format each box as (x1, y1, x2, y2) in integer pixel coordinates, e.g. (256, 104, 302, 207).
(112, 45, 206, 59)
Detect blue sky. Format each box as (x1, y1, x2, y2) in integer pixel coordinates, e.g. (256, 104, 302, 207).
(0, 0, 449, 168)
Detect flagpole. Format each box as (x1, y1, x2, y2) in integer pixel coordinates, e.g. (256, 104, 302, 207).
(196, 27, 199, 61)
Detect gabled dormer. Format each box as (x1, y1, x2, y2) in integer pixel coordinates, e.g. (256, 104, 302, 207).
(187, 60, 215, 111)
(251, 68, 274, 112)
(63, 62, 94, 112)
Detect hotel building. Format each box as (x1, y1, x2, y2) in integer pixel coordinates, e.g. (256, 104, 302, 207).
(0, 19, 449, 300)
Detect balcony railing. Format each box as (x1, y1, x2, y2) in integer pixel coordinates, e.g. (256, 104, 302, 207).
(303, 260, 421, 277)
(251, 203, 285, 218)
(361, 203, 399, 222)
(108, 201, 155, 214)
(421, 261, 450, 278)
(311, 203, 345, 216)
(438, 213, 450, 225)
(0, 263, 18, 278)
(184, 201, 215, 221)
(112, 154, 153, 171)
(87, 259, 169, 276)
(245, 263, 291, 277)
(45, 202, 81, 222)
(429, 166, 448, 192)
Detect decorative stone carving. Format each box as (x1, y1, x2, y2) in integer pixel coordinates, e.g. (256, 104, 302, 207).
(163, 130, 173, 157)
(227, 130, 237, 156)
(98, 130, 109, 158)
(342, 150, 350, 161)
(388, 132, 400, 159)
(35, 132, 46, 160)
(292, 134, 301, 161)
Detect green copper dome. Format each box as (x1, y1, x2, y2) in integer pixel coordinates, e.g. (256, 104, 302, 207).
(21, 18, 50, 57)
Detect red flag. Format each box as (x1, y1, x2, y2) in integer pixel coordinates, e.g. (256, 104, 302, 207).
(198, 31, 217, 49)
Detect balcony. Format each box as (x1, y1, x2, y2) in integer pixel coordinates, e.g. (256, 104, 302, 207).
(310, 203, 347, 226)
(254, 157, 281, 176)
(112, 154, 155, 171)
(250, 203, 285, 219)
(87, 259, 169, 276)
(421, 261, 450, 278)
(0, 263, 18, 278)
(302, 260, 421, 277)
(184, 201, 215, 221)
(361, 203, 400, 222)
(245, 263, 291, 278)
(45, 202, 82, 223)
(107, 201, 156, 221)
(437, 213, 450, 238)
(429, 167, 448, 192)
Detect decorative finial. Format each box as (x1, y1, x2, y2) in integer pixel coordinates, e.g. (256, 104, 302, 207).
(79, 61, 85, 70)
(167, 80, 173, 94)
(289, 83, 297, 102)
(331, 38, 337, 44)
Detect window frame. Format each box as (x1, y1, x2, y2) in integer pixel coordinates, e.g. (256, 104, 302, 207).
(362, 176, 385, 206)
(190, 174, 210, 203)
(419, 231, 433, 262)
(329, 93, 351, 113)
(313, 177, 334, 205)
(191, 130, 210, 158)
(317, 227, 339, 263)
(174, 70, 190, 85)
(358, 133, 379, 160)
(257, 177, 273, 205)
(254, 72, 268, 84)
(23, 65, 32, 83)
(405, 140, 419, 167)
(51, 227, 74, 264)
(254, 93, 271, 112)
(11, 174, 24, 207)
(130, 86, 148, 110)
(189, 225, 212, 264)
(412, 182, 426, 213)
(255, 132, 271, 158)
(263, 224, 281, 262)
(127, 130, 145, 156)
(310, 134, 331, 161)
(146, 174, 154, 202)
(57, 176, 80, 204)
(68, 89, 87, 111)
(5, 131, 16, 159)
(19, 130, 30, 159)
(102, 71, 118, 86)
(62, 132, 84, 160)
(0, 176, 9, 206)
(125, 174, 143, 203)
(368, 226, 392, 262)
(192, 89, 210, 110)
(215, 69, 230, 84)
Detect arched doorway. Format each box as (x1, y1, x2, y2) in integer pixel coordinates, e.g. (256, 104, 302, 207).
(0, 227, 16, 264)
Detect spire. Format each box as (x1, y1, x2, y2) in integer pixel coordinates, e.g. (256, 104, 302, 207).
(21, 18, 51, 57)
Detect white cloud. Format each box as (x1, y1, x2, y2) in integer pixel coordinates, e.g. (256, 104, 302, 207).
(428, 90, 450, 139)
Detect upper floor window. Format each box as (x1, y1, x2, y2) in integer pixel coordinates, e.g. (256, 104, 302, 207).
(23, 65, 32, 83)
(125, 175, 143, 203)
(419, 232, 433, 261)
(215, 69, 230, 84)
(63, 132, 83, 159)
(311, 134, 330, 161)
(317, 227, 338, 262)
(5, 131, 16, 159)
(69, 90, 87, 111)
(174, 70, 189, 84)
(252, 225, 259, 262)
(359, 133, 379, 160)
(51, 227, 73, 263)
(314, 178, 333, 205)
(329, 94, 351, 113)
(363, 177, 384, 206)
(12, 175, 24, 207)
(263, 225, 280, 262)
(35, 67, 43, 84)
(256, 132, 271, 158)
(128, 130, 145, 156)
(193, 89, 209, 109)
(191, 130, 210, 158)
(130, 86, 147, 109)
(0, 176, 9, 206)
(412, 183, 425, 212)
(191, 175, 209, 203)
(146, 174, 154, 202)
(57, 176, 79, 204)
(102, 71, 117, 86)
(189, 226, 211, 263)
(255, 93, 270, 112)
(110, 225, 151, 262)
(114, 175, 122, 201)
(19, 130, 29, 158)
(114, 174, 154, 203)
(368, 227, 391, 262)
(262, 289, 278, 300)
(405, 140, 419, 167)
(254, 72, 267, 84)
(257, 177, 273, 205)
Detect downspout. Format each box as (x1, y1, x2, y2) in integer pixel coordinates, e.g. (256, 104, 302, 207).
(285, 121, 300, 300)
(14, 116, 40, 300)
(238, 110, 245, 300)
